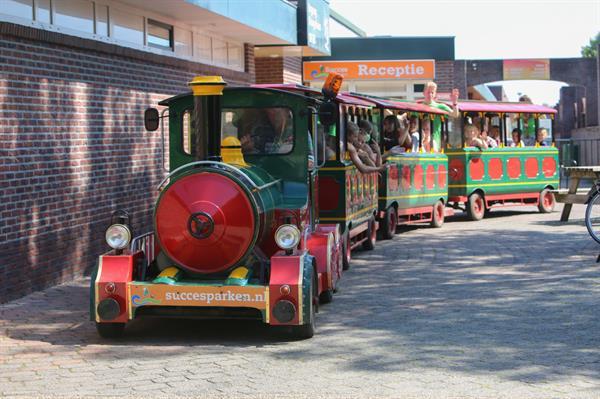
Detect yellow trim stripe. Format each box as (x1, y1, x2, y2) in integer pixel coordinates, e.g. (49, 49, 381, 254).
(445, 151, 557, 156)
(320, 203, 376, 222)
(387, 156, 446, 162)
(449, 180, 559, 188)
(321, 165, 354, 171)
(381, 192, 447, 200)
(94, 256, 104, 323)
(127, 281, 132, 320)
(298, 253, 304, 325)
(265, 287, 270, 324)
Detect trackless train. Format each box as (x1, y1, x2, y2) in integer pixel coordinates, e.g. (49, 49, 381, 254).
(91, 74, 559, 339)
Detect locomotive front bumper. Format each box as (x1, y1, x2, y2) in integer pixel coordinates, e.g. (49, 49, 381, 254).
(93, 251, 311, 327)
(127, 282, 272, 322)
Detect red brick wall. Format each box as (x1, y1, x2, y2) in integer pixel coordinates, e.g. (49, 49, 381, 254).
(255, 56, 302, 84)
(435, 61, 455, 93)
(0, 23, 255, 303)
(255, 57, 284, 83)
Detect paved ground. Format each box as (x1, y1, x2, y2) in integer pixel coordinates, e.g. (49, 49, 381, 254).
(1, 203, 600, 398)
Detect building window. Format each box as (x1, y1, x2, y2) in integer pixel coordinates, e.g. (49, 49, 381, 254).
(3, 0, 33, 20)
(212, 37, 228, 66)
(414, 84, 425, 93)
(147, 19, 173, 50)
(53, 0, 94, 34)
(111, 8, 144, 45)
(193, 33, 212, 62)
(174, 27, 192, 57)
(227, 43, 243, 70)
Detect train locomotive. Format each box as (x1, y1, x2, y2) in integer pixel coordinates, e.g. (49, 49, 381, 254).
(91, 76, 346, 339)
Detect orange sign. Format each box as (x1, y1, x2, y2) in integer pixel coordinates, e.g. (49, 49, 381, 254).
(503, 59, 550, 80)
(303, 60, 435, 81)
(130, 283, 268, 310)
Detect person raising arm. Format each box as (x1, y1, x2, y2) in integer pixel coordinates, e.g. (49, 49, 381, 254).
(347, 121, 386, 174)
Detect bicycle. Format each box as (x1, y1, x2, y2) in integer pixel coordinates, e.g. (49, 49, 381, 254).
(584, 179, 600, 245)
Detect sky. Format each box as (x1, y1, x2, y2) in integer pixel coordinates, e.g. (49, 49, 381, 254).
(328, 0, 600, 105)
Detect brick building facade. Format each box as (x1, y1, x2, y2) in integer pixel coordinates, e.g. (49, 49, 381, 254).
(0, 0, 334, 303)
(0, 23, 256, 303)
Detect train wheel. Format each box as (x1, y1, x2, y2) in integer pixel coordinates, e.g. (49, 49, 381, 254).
(96, 322, 125, 338)
(538, 188, 556, 213)
(362, 218, 377, 251)
(291, 272, 316, 340)
(319, 289, 333, 304)
(430, 200, 445, 228)
(342, 232, 351, 271)
(379, 206, 397, 240)
(466, 192, 485, 221)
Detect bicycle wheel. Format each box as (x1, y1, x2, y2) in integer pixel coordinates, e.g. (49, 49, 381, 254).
(585, 191, 600, 244)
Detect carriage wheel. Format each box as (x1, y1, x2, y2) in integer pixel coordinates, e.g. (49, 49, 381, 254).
(342, 231, 351, 271)
(430, 200, 445, 228)
(362, 218, 377, 251)
(538, 188, 556, 213)
(290, 270, 316, 339)
(466, 192, 485, 221)
(379, 206, 397, 240)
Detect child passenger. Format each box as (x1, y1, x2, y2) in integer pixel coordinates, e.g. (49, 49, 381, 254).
(347, 121, 386, 174)
(464, 124, 488, 149)
(511, 128, 524, 147)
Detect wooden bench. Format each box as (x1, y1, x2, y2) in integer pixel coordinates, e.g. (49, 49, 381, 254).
(554, 166, 600, 221)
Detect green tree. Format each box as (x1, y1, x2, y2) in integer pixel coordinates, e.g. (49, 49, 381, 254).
(581, 32, 600, 58)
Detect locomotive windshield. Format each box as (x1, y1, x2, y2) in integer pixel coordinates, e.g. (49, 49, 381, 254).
(221, 107, 295, 155)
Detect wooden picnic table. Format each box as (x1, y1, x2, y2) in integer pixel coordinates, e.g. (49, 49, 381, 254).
(555, 166, 600, 221)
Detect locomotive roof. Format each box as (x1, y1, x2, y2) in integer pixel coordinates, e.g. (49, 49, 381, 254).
(158, 85, 320, 106)
(343, 92, 449, 115)
(252, 84, 374, 107)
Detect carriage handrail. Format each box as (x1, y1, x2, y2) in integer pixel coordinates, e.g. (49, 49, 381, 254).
(157, 161, 281, 191)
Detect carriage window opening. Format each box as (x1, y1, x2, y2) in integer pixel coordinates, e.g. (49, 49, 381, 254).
(220, 107, 294, 155)
(447, 118, 463, 149)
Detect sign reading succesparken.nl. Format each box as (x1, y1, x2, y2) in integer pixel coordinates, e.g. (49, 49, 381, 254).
(303, 60, 435, 81)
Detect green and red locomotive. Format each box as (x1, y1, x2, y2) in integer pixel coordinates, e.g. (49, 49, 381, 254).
(91, 76, 347, 339)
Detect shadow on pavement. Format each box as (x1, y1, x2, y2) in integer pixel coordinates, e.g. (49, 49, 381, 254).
(1, 209, 599, 384)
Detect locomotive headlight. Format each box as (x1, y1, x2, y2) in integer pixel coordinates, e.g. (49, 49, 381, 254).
(105, 224, 131, 250)
(275, 224, 300, 250)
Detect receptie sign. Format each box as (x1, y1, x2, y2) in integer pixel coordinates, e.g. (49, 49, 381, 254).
(503, 59, 550, 80)
(303, 60, 435, 81)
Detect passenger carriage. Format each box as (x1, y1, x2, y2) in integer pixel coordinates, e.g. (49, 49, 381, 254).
(444, 100, 559, 220)
(345, 94, 453, 238)
(91, 76, 347, 339)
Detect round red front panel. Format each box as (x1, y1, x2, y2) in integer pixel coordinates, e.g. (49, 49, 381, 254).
(155, 172, 256, 274)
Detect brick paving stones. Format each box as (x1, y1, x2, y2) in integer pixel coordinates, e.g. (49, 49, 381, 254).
(1, 204, 599, 398)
